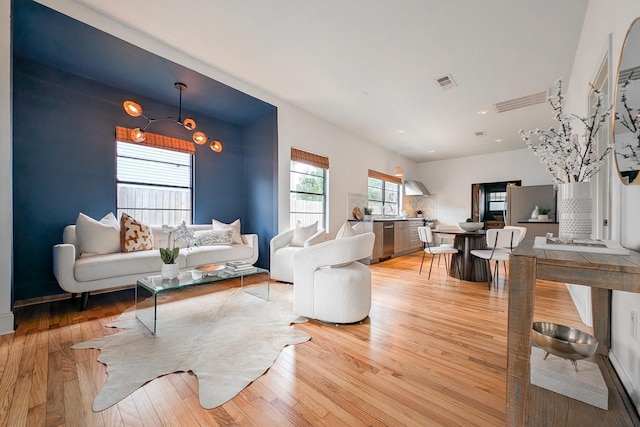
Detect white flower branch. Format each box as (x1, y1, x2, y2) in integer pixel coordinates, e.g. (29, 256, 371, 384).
(519, 79, 612, 183)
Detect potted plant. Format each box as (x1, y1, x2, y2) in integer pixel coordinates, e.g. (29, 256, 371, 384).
(159, 221, 193, 279)
(537, 207, 551, 221)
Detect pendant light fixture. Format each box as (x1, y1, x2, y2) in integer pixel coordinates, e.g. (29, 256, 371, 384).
(122, 82, 223, 153)
(394, 150, 404, 178)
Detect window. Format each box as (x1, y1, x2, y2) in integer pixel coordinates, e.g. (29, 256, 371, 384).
(290, 148, 328, 229)
(116, 141, 193, 225)
(368, 170, 401, 215)
(488, 190, 507, 213)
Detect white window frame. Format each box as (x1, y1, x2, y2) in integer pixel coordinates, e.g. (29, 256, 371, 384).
(116, 141, 193, 225)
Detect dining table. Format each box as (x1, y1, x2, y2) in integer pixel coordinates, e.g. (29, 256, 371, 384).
(433, 229, 490, 282)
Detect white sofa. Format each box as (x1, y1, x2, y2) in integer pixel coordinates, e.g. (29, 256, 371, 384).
(269, 226, 325, 283)
(293, 232, 375, 324)
(53, 224, 258, 309)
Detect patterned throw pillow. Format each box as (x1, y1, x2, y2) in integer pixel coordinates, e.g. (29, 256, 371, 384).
(212, 219, 243, 244)
(120, 213, 154, 253)
(194, 229, 234, 246)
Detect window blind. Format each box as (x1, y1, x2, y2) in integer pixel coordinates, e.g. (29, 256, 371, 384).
(368, 169, 402, 185)
(291, 147, 329, 169)
(116, 126, 196, 155)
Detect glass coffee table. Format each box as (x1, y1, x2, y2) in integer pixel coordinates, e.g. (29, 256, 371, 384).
(135, 266, 269, 334)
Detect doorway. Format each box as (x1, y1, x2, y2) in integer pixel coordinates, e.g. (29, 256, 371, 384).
(471, 180, 522, 228)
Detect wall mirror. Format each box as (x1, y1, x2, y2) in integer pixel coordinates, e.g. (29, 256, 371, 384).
(614, 17, 640, 184)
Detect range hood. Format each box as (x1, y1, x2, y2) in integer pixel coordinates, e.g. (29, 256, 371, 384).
(404, 180, 431, 196)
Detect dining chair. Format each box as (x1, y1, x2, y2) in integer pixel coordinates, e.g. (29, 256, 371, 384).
(470, 228, 523, 288)
(417, 226, 459, 279)
(504, 225, 527, 243)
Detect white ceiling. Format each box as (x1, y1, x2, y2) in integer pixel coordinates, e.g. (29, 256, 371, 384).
(51, 0, 590, 162)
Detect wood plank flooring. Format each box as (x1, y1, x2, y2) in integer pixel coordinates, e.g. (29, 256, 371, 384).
(0, 252, 590, 426)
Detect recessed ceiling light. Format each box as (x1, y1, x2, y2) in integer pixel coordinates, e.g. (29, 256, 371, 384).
(477, 110, 488, 115)
(428, 150, 435, 153)
(495, 138, 503, 142)
(397, 129, 406, 134)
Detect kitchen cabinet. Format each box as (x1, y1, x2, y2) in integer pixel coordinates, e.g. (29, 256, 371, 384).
(362, 221, 383, 263)
(394, 221, 409, 255)
(408, 220, 422, 251)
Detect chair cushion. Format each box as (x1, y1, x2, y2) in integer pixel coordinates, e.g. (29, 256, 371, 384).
(470, 249, 511, 261)
(75, 212, 121, 257)
(74, 249, 182, 281)
(183, 244, 254, 268)
(290, 222, 318, 247)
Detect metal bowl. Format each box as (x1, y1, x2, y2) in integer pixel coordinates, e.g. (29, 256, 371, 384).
(531, 321, 598, 371)
(458, 222, 484, 232)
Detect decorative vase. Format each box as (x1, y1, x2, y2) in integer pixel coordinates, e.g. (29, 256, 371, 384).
(161, 263, 180, 280)
(531, 205, 539, 219)
(558, 182, 592, 240)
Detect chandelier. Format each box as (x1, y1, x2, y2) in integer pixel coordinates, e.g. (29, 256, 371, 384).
(122, 82, 223, 153)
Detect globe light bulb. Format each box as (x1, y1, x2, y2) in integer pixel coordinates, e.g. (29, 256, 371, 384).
(183, 118, 196, 130)
(210, 140, 223, 153)
(193, 131, 207, 145)
(131, 128, 146, 142)
(123, 100, 142, 117)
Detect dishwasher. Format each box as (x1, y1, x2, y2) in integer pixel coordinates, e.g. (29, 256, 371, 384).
(382, 222, 394, 259)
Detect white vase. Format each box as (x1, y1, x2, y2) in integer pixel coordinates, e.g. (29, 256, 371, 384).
(161, 263, 180, 280)
(558, 182, 592, 240)
(531, 205, 539, 219)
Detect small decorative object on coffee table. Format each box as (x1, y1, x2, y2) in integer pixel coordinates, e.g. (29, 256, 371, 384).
(159, 222, 194, 279)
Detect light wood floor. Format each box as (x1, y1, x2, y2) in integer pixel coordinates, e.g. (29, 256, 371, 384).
(0, 252, 589, 427)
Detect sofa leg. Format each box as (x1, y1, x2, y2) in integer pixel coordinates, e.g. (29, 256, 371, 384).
(80, 292, 90, 311)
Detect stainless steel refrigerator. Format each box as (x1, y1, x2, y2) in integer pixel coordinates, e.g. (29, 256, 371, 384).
(505, 184, 559, 237)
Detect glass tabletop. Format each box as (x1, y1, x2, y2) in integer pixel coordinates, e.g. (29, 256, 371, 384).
(137, 266, 269, 292)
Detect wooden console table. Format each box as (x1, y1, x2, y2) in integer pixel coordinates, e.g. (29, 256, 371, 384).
(508, 238, 640, 426)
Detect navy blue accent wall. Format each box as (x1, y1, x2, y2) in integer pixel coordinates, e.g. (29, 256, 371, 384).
(242, 111, 279, 268)
(12, 58, 277, 300)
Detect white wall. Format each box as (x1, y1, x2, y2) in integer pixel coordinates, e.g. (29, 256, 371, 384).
(565, 0, 640, 412)
(415, 148, 553, 225)
(0, 0, 14, 335)
(277, 104, 414, 235)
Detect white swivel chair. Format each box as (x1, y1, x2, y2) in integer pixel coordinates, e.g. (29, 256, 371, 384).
(270, 223, 325, 283)
(293, 233, 375, 324)
(470, 228, 524, 288)
(417, 226, 459, 279)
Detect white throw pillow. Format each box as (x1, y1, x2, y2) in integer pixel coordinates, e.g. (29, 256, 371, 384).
(75, 212, 121, 256)
(194, 229, 234, 246)
(336, 220, 362, 239)
(289, 221, 318, 247)
(212, 219, 243, 244)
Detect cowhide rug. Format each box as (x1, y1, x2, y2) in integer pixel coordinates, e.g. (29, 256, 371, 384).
(72, 282, 310, 411)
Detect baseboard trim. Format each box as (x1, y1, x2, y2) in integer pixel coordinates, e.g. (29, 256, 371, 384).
(0, 311, 15, 335)
(610, 351, 640, 416)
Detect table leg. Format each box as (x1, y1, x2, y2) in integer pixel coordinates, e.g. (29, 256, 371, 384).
(506, 254, 537, 426)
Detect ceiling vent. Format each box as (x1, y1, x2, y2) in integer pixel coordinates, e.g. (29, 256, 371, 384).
(475, 131, 487, 137)
(494, 91, 548, 113)
(436, 74, 457, 89)
(619, 65, 640, 82)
